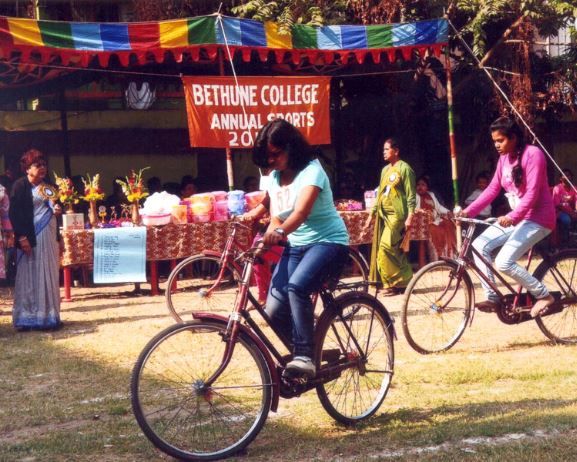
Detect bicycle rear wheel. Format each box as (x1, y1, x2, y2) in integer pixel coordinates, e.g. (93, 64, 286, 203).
(315, 292, 394, 424)
(533, 249, 577, 344)
(334, 247, 369, 295)
(131, 321, 272, 461)
(165, 254, 241, 323)
(402, 260, 473, 354)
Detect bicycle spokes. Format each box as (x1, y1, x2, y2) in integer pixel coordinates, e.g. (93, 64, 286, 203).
(316, 294, 394, 424)
(402, 261, 472, 354)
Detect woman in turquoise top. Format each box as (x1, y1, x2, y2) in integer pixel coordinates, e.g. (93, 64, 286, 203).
(251, 119, 349, 378)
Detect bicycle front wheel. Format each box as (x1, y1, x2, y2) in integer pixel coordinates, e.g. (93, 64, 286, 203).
(315, 292, 394, 424)
(533, 249, 577, 344)
(131, 321, 272, 461)
(165, 254, 241, 323)
(402, 260, 473, 354)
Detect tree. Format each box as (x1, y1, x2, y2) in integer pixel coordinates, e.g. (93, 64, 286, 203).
(131, 0, 577, 196)
(352, 1, 577, 194)
(132, 0, 231, 20)
(231, 0, 350, 34)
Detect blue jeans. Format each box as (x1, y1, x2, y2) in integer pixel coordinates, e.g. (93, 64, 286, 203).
(472, 220, 551, 302)
(557, 212, 572, 245)
(265, 242, 348, 358)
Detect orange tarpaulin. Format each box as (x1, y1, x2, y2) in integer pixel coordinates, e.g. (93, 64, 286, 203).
(182, 75, 331, 148)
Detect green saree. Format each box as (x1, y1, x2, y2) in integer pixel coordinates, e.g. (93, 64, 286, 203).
(369, 160, 416, 288)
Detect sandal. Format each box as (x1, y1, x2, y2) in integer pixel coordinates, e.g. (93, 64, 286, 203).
(381, 286, 405, 297)
(530, 294, 555, 318)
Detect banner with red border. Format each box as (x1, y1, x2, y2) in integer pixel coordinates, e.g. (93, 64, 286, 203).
(182, 76, 331, 148)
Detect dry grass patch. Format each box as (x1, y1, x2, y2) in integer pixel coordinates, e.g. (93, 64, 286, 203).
(0, 281, 575, 461)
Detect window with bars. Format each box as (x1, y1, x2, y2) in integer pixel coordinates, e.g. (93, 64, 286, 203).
(534, 25, 574, 57)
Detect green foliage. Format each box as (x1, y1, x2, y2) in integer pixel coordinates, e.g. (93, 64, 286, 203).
(456, 0, 577, 57)
(231, 0, 349, 32)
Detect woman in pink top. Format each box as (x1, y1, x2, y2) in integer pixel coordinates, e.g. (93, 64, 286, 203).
(551, 168, 577, 247)
(459, 116, 556, 318)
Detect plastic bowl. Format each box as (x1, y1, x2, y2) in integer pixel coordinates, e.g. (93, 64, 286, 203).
(142, 213, 172, 226)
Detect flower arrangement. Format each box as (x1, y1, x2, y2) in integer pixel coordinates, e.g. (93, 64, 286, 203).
(53, 173, 79, 206)
(116, 167, 150, 203)
(81, 173, 105, 202)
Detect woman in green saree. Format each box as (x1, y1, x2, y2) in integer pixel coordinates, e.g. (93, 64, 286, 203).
(367, 138, 416, 296)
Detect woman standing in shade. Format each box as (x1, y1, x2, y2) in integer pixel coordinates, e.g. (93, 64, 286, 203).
(10, 149, 62, 330)
(367, 138, 416, 296)
(252, 119, 349, 378)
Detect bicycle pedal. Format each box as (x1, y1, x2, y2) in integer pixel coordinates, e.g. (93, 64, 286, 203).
(281, 368, 309, 382)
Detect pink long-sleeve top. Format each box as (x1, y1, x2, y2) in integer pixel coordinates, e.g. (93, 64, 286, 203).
(464, 145, 555, 230)
(552, 182, 577, 214)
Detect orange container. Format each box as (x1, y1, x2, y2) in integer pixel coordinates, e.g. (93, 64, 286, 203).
(191, 193, 214, 215)
(171, 204, 188, 224)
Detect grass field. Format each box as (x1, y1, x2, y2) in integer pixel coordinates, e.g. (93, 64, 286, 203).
(0, 278, 576, 462)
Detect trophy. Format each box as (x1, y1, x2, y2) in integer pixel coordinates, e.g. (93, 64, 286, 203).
(98, 205, 107, 225)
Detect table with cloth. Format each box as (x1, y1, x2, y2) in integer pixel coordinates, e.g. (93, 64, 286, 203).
(60, 211, 377, 301)
(408, 210, 434, 267)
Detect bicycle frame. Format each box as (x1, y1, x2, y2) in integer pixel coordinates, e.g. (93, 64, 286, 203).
(193, 242, 379, 411)
(196, 221, 251, 298)
(452, 218, 538, 311)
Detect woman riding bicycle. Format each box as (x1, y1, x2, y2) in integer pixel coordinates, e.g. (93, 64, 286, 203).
(251, 119, 349, 378)
(458, 116, 556, 318)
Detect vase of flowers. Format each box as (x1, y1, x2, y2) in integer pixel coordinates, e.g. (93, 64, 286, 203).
(131, 202, 140, 225)
(81, 173, 105, 228)
(88, 201, 98, 228)
(116, 167, 150, 225)
(54, 173, 79, 213)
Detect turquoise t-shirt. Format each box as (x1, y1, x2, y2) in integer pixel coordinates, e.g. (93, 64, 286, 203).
(267, 159, 349, 246)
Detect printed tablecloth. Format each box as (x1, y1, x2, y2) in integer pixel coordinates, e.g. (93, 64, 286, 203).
(339, 210, 373, 245)
(409, 210, 433, 240)
(61, 221, 252, 266)
(61, 211, 374, 267)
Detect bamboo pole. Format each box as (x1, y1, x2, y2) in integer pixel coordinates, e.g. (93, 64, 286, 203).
(218, 49, 235, 191)
(445, 46, 461, 248)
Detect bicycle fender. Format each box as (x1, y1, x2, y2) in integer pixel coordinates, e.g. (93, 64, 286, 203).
(201, 249, 222, 258)
(439, 258, 476, 325)
(191, 312, 281, 413)
(332, 292, 397, 339)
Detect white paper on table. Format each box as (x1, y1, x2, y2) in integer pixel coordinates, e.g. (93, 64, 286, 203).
(93, 226, 147, 284)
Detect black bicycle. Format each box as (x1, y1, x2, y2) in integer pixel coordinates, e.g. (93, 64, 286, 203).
(132, 241, 394, 460)
(402, 217, 577, 354)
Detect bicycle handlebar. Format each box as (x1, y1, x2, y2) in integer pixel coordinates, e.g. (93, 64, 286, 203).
(237, 238, 286, 263)
(229, 217, 255, 232)
(454, 216, 498, 226)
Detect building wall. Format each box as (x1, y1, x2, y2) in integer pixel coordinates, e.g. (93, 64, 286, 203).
(0, 119, 270, 194)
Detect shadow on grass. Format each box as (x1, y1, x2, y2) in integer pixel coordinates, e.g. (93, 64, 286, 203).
(1, 329, 575, 462)
(62, 299, 161, 313)
(0, 314, 169, 341)
(440, 338, 555, 355)
(243, 395, 577, 460)
(61, 288, 161, 303)
(0, 332, 160, 460)
(0, 290, 575, 462)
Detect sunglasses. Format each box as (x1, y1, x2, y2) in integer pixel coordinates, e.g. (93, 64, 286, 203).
(267, 145, 284, 158)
